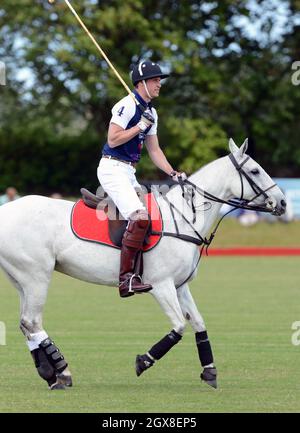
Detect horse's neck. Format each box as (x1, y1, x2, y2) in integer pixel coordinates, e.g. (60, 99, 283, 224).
(164, 157, 232, 238)
(188, 156, 233, 203)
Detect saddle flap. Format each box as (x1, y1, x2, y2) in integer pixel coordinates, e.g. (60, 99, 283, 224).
(71, 193, 163, 252)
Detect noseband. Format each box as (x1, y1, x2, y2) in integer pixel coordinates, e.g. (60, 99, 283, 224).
(228, 153, 277, 207)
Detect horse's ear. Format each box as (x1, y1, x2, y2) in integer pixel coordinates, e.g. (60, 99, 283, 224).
(228, 138, 239, 153)
(239, 138, 248, 156)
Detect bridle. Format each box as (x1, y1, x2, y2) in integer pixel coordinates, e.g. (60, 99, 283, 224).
(151, 153, 279, 288)
(227, 153, 277, 209)
(180, 153, 278, 221)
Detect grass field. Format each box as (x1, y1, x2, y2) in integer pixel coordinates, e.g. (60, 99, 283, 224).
(0, 254, 299, 413)
(212, 219, 300, 247)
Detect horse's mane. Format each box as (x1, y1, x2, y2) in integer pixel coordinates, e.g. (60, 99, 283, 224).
(188, 154, 228, 181)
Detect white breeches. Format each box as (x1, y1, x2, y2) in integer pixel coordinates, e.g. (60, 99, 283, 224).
(97, 157, 146, 220)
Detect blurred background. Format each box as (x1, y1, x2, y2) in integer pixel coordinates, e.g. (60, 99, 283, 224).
(0, 0, 300, 225)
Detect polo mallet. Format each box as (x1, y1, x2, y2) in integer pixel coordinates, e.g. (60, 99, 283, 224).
(47, 0, 140, 107)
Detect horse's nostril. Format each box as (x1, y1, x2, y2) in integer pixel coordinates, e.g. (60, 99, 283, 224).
(281, 199, 286, 208)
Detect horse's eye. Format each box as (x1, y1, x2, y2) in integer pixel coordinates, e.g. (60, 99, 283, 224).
(251, 168, 259, 175)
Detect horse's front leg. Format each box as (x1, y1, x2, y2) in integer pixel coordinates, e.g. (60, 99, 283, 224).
(135, 279, 186, 377)
(177, 283, 217, 389)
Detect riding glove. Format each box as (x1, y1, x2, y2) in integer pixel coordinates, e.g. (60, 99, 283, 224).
(137, 110, 155, 131)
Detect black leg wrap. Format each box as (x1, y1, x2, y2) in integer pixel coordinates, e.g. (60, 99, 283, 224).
(195, 331, 214, 367)
(149, 329, 182, 361)
(31, 348, 57, 387)
(39, 338, 68, 374)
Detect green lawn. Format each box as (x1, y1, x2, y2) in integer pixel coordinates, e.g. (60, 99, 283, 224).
(212, 219, 300, 247)
(0, 256, 299, 413)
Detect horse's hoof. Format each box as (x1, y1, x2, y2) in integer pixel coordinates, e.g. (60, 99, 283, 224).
(49, 382, 66, 390)
(200, 367, 217, 389)
(135, 354, 154, 377)
(57, 373, 73, 387)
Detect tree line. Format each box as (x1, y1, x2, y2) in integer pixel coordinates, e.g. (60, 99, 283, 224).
(0, 0, 299, 194)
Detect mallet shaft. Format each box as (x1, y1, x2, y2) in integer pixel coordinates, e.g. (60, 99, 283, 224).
(63, 0, 137, 105)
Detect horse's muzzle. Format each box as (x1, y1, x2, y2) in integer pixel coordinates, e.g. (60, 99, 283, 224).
(271, 199, 287, 216)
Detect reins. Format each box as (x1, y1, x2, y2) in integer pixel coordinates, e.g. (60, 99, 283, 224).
(150, 153, 278, 288)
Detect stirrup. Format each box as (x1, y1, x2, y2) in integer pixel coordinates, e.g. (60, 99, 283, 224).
(118, 274, 138, 298)
(119, 274, 152, 298)
(119, 282, 135, 298)
(129, 274, 152, 294)
(129, 274, 141, 292)
(119, 274, 140, 292)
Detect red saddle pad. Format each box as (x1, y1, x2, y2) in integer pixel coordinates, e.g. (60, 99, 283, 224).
(71, 193, 163, 252)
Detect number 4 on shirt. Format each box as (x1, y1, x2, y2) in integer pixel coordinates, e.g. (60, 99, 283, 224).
(117, 106, 125, 117)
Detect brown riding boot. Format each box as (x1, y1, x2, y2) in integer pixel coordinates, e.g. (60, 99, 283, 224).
(119, 212, 153, 298)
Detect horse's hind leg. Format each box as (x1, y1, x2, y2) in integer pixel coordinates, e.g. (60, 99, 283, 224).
(3, 264, 72, 390)
(177, 283, 217, 389)
(21, 291, 72, 390)
(135, 279, 186, 377)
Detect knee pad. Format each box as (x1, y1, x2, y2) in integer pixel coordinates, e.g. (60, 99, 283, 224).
(130, 209, 150, 228)
(123, 210, 150, 248)
(136, 216, 150, 230)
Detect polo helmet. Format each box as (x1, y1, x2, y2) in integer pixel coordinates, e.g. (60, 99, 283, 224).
(130, 60, 169, 86)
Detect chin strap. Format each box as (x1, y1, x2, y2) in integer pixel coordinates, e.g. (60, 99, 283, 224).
(142, 80, 152, 100)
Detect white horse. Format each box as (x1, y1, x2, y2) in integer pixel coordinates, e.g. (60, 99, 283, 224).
(0, 138, 286, 390)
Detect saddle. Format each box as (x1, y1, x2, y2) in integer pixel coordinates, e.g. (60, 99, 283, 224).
(70, 188, 162, 251)
(80, 188, 127, 247)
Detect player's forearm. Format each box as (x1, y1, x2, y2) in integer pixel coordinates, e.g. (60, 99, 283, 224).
(108, 126, 141, 148)
(148, 148, 173, 175)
